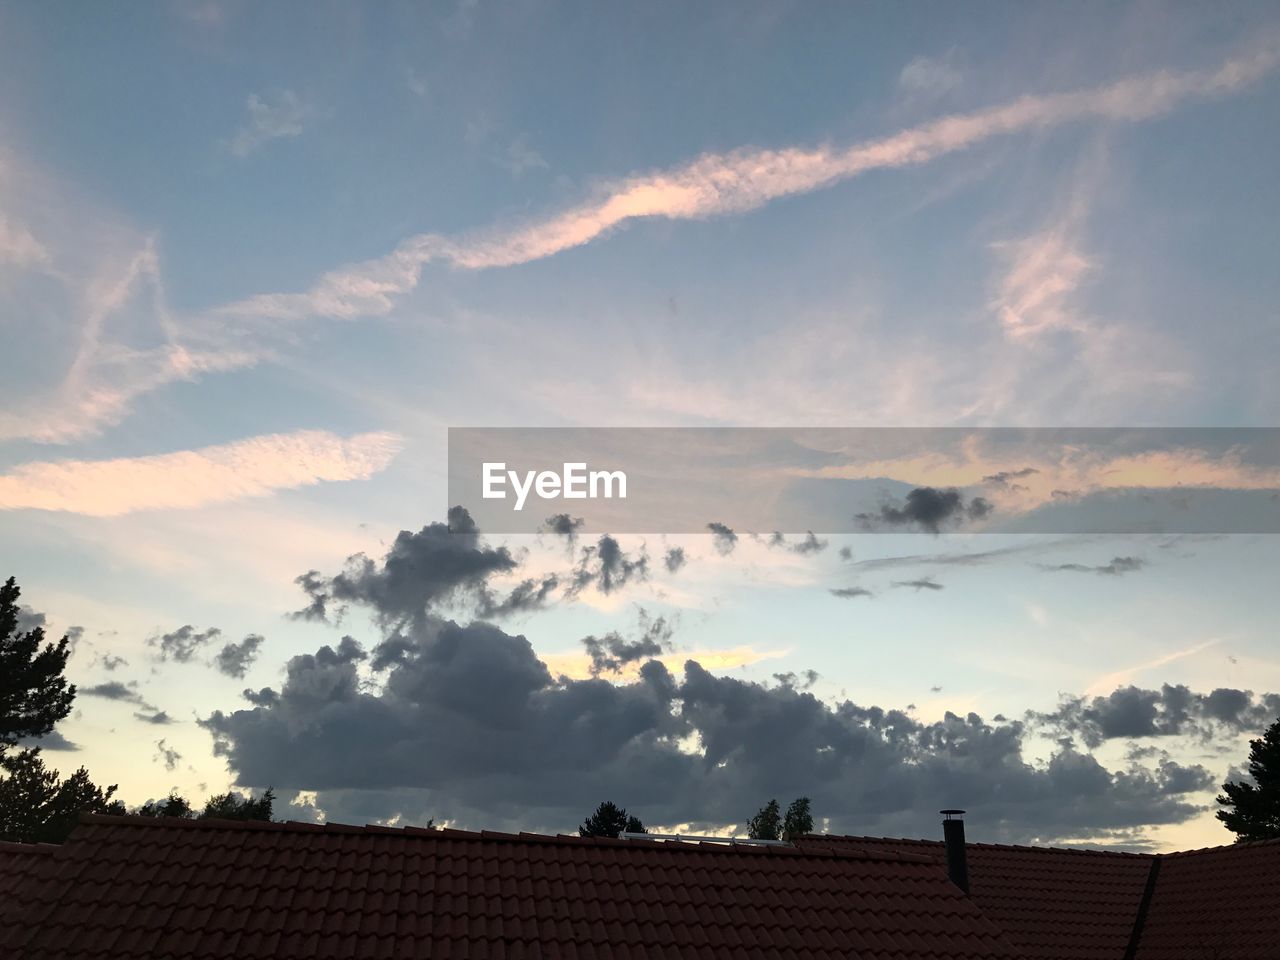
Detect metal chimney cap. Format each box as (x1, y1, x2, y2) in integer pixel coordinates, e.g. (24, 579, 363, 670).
(940, 809, 966, 819)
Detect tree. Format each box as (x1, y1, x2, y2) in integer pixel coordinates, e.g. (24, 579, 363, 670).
(579, 800, 645, 838)
(1217, 715, 1280, 842)
(746, 798, 782, 840)
(0, 577, 121, 843)
(0, 749, 124, 844)
(1, 576, 75, 746)
(746, 797, 814, 841)
(782, 797, 813, 841)
(136, 792, 196, 819)
(201, 787, 276, 821)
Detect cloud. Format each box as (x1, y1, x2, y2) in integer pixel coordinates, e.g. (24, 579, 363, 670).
(290, 506, 519, 630)
(213, 634, 265, 679)
(19, 729, 78, 751)
(94, 653, 128, 672)
(0, 430, 403, 516)
(154, 738, 182, 772)
(990, 224, 1092, 339)
(707, 522, 738, 555)
(898, 52, 963, 100)
(664, 547, 687, 574)
(830, 586, 874, 599)
(542, 513, 584, 545)
(1034, 684, 1280, 749)
(229, 90, 310, 158)
(568, 535, 648, 597)
(0, 214, 50, 267)
(857, 486, 993, 534)
(892, 578, 945, 591)
(580, 611, 675, 677)
(80, 681, 152, 708)
(134, 710, 174, 725)
(500, 135, 549, 177)
(1044, 556, 1146, 575)
(13, 605, 46, 635)
(149, 625, 222, 663)
(214, 43, 1280, 326)
(764, 531, 829, 555)
(202, 623, 1229, 842)
(982, 467, 1040, 488)
(15, 45, 1275, 441)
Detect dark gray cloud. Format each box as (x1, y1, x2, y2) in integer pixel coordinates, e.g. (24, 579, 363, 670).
(706, 522, 738, 555)
(14, 604, 46, 635)
(1034, 684, 1280, 749)
(149, 625, 222, 663)
(838, 546, 854, 561)
(213, 634, 265, 679)
(134, 710, 174, 725)
(568, 535, 647, 596)
(764, 531, 829, 555)
(830, 586, 874, 599)
(81, 681, 152, 708)
(154, 738, 181, 772)
(580, 612, 674, 677)
(892, 578, 945, 591)
(202, 621, 1235, 844)
(1044, 556, 1146, 576)
(542, 513, 584, 544)
(94, 653, 128, 672)
(857, 487, 993, 534)
(478, 576, 559, 618)
(242, 687, 279, 708)
(290, 507, 520, 629)
(19, 729, 78, 751)
(982, 467, 1039, 488)
(664, 547, 686, 574)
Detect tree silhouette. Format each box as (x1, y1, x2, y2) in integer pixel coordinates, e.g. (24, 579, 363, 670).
(136, 792, 196, 818)
(782, 797, 813, 840)
(1217, 715, 1280, 842)
(0, 577, 121, 843)
(1, 576, 75, 746)
(747, 797, 814, 841)
(201, 788, 275, 821)
(746, 798, 782, 840)
(579, 800, 645, 838)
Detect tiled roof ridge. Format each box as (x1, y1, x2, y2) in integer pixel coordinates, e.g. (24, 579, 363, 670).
(1157, 833, 1280, 859)
(0, 840, 59, 855)
(75, 814, 941, 864)
(807, 832, 1158, 858)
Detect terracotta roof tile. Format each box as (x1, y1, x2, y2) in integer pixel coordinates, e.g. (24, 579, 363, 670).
(2, 816, 1024, 959)
(796, 834, 1155, 960)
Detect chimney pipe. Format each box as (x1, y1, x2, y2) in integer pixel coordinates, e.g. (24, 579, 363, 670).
(940, 809, 969, 894)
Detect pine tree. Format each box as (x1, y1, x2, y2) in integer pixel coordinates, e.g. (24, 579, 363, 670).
(746, 798, 782, 840)
(0, 576, 122, 843)
(1217, 715, 1280, 842)
(1, 576, 76, 746)
(579, 800, 645, 838)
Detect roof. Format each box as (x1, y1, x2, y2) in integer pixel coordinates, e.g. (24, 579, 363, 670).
(0, 815, 1025, 960)
(796, 835, 1153, 960)
(796, 833, 1280, 960)
(0, 839, 57, 901)
(1133, 836, 1280, 960)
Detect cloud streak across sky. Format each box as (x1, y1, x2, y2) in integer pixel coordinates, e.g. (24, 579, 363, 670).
(218, 43, 1279, 325)
(0, 430, 402, 515)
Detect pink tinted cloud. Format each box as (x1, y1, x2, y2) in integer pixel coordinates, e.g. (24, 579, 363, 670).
(0, 430, 403, 516)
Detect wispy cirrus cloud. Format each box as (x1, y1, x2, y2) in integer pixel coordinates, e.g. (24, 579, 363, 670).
(7, 43, 1278, 442)
(216, 42, 1279, 324)
(0, 429, 402, 516)
(229, 90, 311, 158)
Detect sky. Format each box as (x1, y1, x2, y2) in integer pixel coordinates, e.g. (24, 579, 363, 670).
(2, 1, 1279, 851)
